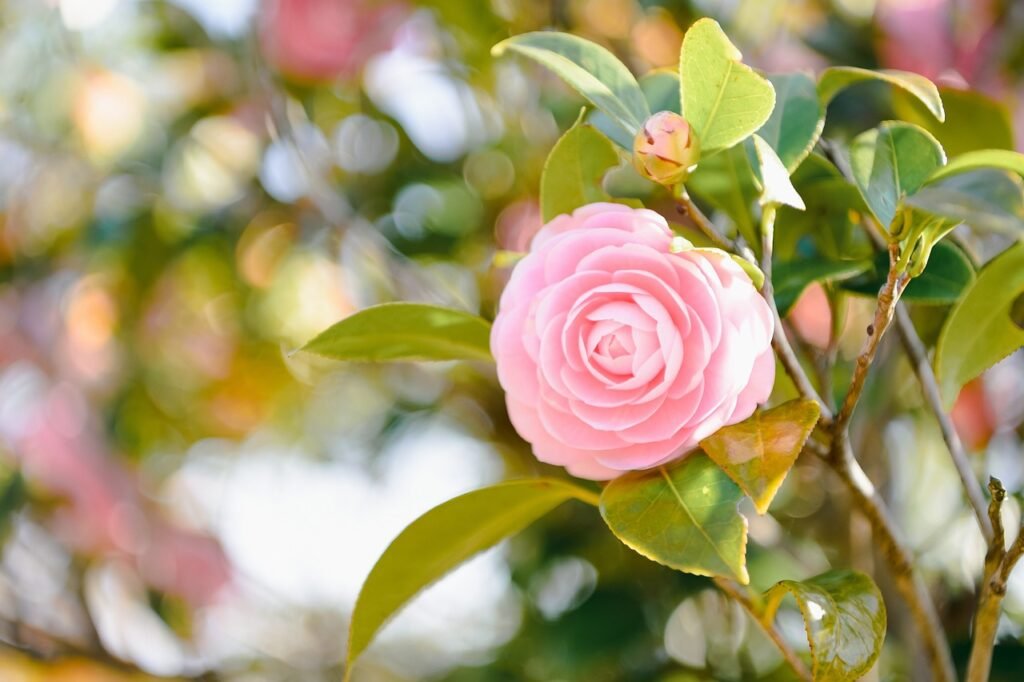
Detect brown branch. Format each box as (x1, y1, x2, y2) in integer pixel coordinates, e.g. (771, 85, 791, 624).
(712, 577, 812, 681)
(833, 243, 909, 435)
(966, 478, 1024, 682)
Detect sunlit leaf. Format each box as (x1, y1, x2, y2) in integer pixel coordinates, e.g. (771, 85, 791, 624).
(302, 303, 493, 362)
(540, 114, 621, 222)
(935, 243, 1024, 408)
(818, 66, 944, 121)
(757, 73, 825, 172)
(849, 122, 946, 228)
(345, 478, 597, 679)
(679, 18, 776, 154)
(840, 239, 974, 303)
(600, 453, 749, 583)
(773, 259, 871, 317)
(493, 32, 649, 137)
(893, 86, 1013, 157)
(927, 149, 1024, 184)
(700, 399, 820, 514)
(763, 570, 886, 682)
(745, 134, 805, 209)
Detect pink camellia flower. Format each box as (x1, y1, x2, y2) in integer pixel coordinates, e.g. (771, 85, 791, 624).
(492, 203, 775, 479)
(633, 111, 701, 186)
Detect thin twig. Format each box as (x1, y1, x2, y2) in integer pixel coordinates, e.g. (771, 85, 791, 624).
(712, 577, 812, 681)
(833, 243, 909, 435)
(893, 305, 993, 543)
(966, 478, 1024, 681)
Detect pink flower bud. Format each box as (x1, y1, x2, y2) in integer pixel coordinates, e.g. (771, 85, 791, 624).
(633, 111, 701, 186)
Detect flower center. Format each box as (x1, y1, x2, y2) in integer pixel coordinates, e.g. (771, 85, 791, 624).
(590, 324, 635, 375)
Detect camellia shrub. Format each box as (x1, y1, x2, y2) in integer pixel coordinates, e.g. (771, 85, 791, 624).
(304, 18, 1024, 682)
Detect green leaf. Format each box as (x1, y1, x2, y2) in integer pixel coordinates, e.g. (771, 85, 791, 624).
(540, 114, 620, 222)
(893, 86, 1014, 157)
(345, 478, 597, 678)
(757, 73, 825, 172)
(935, 243, 1024, 408)
(763, 570, 886, 682)
(818, 66, 945, 122)
(600, 453, 749, 583)
(699, 399, 820, 514)
(745, 134, 805, 209)
(773, 259, 872, 317)
(848, 122, 946, 228)
(302, 303, 493, 362)
(679, 18, 776, 154)
(909, 170, 1024, 236)
(591, 70, 684, 148)
(840, 239, 974, 303)
(686, 143, 760, 247)
(927, 149, 1024, 184)
(493, 32, 649, 137)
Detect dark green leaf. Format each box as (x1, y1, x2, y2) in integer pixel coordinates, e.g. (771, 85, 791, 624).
(893, 86, 1014, 157)
(686, 143, 760, 247)
(849, 122, 946, 228)
(540, 114, 620, 222)
(763, 570, 886, 682)
(908, 170, 1024, 236)
(840, 239, 974, 303)
(679, 18, 776, 154)
(757, 73, 825, 172)
(302, 303, 493, 362)
(493, 32, 649, 137)
(818, 67, 944, 121)
(699, 399, 820, 514)
(773, 259, 872, 317)
(346, 479, 597, 679)
(935, 243, 1024, 408)
(600, 453, 749, 583)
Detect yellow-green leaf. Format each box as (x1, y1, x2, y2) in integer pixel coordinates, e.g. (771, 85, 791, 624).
(893, 86, 1013, 157)
(540, 113, 620, 222)
(679, 18, 776, 154)
(745, 134, 805, 209)
(927, 149, 1024, 184)
(302, 303, 493, 362)
(935, 243, 1024, 408)
(345, 478, 597, 679)
(700, 399, 820, 514)
(763, 570, 886, 682)
(818, 66, 944, 122)
(600, 453, 749, 583)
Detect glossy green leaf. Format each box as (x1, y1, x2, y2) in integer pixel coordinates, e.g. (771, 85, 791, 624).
(345, 478, 597, 679)
(686, 143, 760, 247)
(927, 149, 1024, 184)
(745, 134, 805, 209)
(763, 570, 886, 682)
(893, 86, 1013, 157)
(493, 32, 649, 137)
(302, 303, 493, 362)
(757, 73, 825, 172)
(773, 259, 872, 317)
(840, 239, 974, 303)
(540, 114, 620, 222)
(592, 70, 685, 148)
(600, 453, 749, 583)
(818, 66, 945, 121)
(935, 243, 1024, 408)
(908, 170, 1024, 235)
(700, 399, 820, 514)
(849, 122, 946, 228)
(679, 18, 776, 154)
